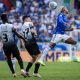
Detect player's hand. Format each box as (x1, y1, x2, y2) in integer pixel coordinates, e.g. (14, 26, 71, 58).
(65, 23, 70, 27)
(20, 43, 24, 49)
(4, 55, 7, 60)
(24, 40, 29, 45)
(70, 28, 74, 31)
(34, 32, 37, 36)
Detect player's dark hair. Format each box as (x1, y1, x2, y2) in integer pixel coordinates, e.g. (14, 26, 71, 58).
(61, 7, 68, 14)
(22, 15, 30, 22)
(61, 7, 65, 13)
(0, 13, 8, 23)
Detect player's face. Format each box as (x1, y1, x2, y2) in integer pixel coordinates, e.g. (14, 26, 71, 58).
(64, 8, 68, 15)
(27, 17, 31, 22)
(24, 17, 31, 22)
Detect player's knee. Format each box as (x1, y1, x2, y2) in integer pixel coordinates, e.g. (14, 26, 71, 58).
(37, 53, 42, 58)
(6, 56, 11, 59)
(50, 43, 56, 49)
(6, 57, 11, 61)
(33, 56, 37, 62)
(29, 57, 35, 63)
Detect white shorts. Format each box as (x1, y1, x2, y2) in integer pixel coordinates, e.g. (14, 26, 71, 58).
(51, 34, 71, 43)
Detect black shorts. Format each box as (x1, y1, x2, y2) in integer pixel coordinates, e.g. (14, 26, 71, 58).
(3, 43, 20, 58)
(25, 42, 40, 56)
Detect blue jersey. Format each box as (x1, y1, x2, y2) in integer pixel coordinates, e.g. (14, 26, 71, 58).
(54, 12, 68, 34)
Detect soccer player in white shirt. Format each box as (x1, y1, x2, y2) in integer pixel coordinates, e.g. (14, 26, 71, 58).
(0, 13, 27, 77)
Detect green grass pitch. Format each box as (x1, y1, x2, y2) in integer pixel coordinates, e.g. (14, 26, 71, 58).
(0, 61, 80, 80)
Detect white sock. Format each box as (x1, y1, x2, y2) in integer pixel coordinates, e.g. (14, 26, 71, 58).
(12, 58, 16, 71)
(39, 46, 51, 61)
(72, 45, 77, 59)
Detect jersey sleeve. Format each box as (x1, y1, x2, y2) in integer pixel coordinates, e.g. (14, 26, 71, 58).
(58, 14, 66, 26)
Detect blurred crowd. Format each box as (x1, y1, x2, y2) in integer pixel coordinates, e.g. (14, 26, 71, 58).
(0, 0, 80, 42)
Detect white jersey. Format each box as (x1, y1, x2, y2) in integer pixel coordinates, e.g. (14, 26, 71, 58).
(21, 22, 35, 42)
(0, 23, 15, 45)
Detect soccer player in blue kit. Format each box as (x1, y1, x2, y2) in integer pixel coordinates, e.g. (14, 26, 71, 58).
(38, 7, 77, 66)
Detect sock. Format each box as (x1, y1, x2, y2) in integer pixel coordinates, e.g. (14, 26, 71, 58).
(39, 46, 51, 61)
(72, 45, 77, 58)
(12, 58, 16, 71)
(34, 63, 40, 73)
(7, 58, 15, 74)
(26, 62, 33, 72)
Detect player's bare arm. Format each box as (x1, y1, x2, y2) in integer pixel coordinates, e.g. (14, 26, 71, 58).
(65, 23, 74, 31)
(65, 27, 74, 31)
(31, 28, 37, 36)
(12, 28, 27, 43)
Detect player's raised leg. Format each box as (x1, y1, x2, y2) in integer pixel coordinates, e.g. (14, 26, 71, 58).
(37, 42, 56, 66)
(37, 34, 62, 66)
(65, 37, 77, 45)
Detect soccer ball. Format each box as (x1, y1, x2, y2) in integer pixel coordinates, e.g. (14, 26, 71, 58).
(49, 1, 57, 10)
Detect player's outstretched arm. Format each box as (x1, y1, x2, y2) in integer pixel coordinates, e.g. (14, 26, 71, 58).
(12, 28, 27, 43)
(65, 27, 74, 31)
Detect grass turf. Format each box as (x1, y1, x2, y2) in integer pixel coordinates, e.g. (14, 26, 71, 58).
(0, 61, 80, 80)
